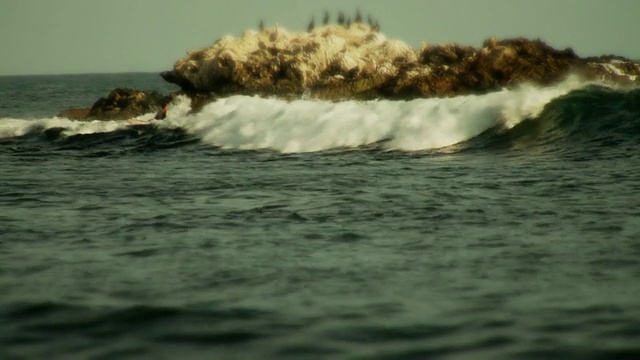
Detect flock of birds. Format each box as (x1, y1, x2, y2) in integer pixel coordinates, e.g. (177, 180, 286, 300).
(258, 9, 380, 32)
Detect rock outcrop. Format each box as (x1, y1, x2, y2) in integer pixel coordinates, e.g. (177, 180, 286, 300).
(160, 24, 640, 101)
(85, 88, 171, 120)
(57, 88, 172, 121)
(161, 24, 417, 99)
(59, 24, 640, 120)
(57, 88, 211, 121)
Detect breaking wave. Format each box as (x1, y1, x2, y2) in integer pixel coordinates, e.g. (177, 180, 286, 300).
(1, 77, 638, 154)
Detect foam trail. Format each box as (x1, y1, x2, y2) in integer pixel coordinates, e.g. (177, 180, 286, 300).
(175, 76, 589, 152)
(0, 114, 156, 140)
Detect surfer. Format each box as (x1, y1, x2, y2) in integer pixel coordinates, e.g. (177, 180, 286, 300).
(154, 104, 169, 120)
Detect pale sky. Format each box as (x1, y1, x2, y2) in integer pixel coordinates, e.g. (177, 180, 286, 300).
(0, 0, 638, 76)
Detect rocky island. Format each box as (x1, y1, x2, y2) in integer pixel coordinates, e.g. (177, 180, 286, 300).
(61, 22, 640, 120)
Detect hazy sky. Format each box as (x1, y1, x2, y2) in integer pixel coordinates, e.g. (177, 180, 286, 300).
(1, 0, 638, 75)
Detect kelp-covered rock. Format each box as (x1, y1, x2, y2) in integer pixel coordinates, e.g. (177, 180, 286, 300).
(161, 25, 640, 100)
(57, 88, 214, 121)
(87, 88, 171, 120)
(398, 37, 582, 97)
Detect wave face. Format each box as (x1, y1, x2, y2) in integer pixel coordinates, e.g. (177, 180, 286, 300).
(458, 83, 640, 153)
(1, 77, 639, 154)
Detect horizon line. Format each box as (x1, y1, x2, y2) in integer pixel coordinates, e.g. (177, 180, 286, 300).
(0, 70, 169, 78)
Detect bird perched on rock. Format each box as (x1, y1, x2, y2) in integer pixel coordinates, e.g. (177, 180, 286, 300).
(372, 20, 380, 32)
(308, 16, 315, 32)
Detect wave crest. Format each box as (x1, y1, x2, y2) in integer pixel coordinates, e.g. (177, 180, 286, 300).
(3, 77, 632, 153)
(176, 76, 588, 152)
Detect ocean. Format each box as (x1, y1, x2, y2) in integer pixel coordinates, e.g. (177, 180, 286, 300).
(1, 73, 639, 359)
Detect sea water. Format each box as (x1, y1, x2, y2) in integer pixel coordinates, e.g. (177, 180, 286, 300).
(1, 73, 639, 359)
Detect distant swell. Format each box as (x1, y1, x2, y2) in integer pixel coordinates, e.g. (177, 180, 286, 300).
(1, 77, 638, 154)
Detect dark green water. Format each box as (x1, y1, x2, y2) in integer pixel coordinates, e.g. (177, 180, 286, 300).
(1, 74, 639, 359)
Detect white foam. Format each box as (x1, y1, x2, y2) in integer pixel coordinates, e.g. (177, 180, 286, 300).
(0, 76, 591, 152)
(602, 63, 626, 77)
(0, 113, 157, 139)
(174, 76, 589, 152)
(595, 61, 640, 82)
